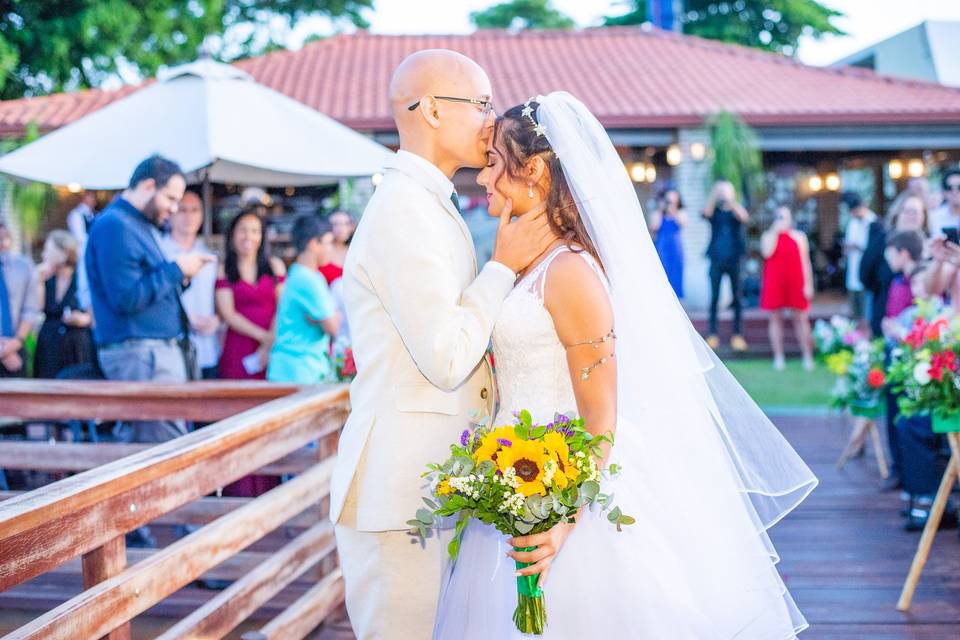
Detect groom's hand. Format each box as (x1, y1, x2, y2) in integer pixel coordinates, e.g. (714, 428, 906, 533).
(491, 198, 553, 275)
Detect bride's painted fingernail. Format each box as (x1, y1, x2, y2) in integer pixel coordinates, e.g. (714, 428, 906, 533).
(513, 571, 521, 577)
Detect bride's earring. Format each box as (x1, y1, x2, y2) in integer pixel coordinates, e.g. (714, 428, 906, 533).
(527, 183, 535, 199)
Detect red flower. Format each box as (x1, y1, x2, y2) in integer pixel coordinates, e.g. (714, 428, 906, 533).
(341, 348, 357, 378)
(929, 350, 958, 382)
(904, 318, 928, 349)
(866, 368, 886, 389)
(925, 318, 949, 343)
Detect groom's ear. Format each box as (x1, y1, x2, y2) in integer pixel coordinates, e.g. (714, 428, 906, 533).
(415, 96, 442, 130)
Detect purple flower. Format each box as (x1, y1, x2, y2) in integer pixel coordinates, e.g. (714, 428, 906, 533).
(497, 438, 512, 447)
(460, 429, 471, 447)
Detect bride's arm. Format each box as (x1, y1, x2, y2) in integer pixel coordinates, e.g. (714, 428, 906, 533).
(547, 252, 618, 455)
(508, 251, 617, 587)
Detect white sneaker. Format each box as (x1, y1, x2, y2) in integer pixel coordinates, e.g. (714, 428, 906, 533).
(802, 355, 815, 372)
(773, 355, 786, 371)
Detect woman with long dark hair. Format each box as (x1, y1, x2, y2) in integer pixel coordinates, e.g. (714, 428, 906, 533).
(215, 210, 285, 380)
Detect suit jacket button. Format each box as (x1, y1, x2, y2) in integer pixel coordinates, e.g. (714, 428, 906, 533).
(480, 388, 489, 400)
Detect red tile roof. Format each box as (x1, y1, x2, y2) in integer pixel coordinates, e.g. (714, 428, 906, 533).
(2, 27, 960, 136)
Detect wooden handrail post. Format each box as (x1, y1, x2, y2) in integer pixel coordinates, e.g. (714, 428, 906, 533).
(81, 535, 131, 640)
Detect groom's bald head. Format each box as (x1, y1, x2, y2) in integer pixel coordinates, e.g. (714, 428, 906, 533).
(389, 49, 494, 175)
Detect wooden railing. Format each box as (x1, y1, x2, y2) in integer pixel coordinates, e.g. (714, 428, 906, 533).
(0, 380, 349, 640)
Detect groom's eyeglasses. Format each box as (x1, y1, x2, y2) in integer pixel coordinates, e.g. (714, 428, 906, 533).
(408, 96, 494, 115)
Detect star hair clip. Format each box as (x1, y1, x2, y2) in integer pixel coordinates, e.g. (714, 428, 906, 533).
(522, 96, 548, 138)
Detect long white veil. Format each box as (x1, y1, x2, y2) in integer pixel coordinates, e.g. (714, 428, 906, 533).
(536, 91, 817, 538)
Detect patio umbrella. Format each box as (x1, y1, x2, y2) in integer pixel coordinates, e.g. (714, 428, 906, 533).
(0, 58, 391, 230)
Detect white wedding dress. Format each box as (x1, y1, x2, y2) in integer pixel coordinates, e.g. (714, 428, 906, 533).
(433, 92, 815, 639)
(433, 246, 807, 639)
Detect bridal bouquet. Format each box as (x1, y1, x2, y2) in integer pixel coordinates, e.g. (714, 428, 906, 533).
(830, 338, 887, 417)
(410, 410, 633, 635)
(888, 310, 960, 432)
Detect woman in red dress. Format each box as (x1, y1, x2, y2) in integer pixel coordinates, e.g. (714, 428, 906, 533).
(760, 206, 815, 371)
(317, 210, 354, 284)
(215, 210, 286, 497)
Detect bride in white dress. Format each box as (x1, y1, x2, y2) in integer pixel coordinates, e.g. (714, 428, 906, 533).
(432, 93, 818, 639)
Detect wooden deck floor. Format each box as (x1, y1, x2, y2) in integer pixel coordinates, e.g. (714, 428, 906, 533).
(319, 413, 960, 640)
(3, 413, 957, 639)
(772, 413, 960, 639)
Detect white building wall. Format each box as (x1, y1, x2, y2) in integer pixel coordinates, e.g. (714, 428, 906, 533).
(674, 127, 714, 311)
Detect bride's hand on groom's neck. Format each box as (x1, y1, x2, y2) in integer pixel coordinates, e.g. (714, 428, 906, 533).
(492, 199, 555, 275)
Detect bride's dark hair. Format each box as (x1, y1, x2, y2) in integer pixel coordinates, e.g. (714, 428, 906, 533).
(493, 100, 603, 268)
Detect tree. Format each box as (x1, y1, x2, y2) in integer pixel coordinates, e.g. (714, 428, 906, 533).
(0, 0, 373, 100)
(471, 0, 576, 30)
(603, 0, 845, 56)
(708, 110, 762, 203)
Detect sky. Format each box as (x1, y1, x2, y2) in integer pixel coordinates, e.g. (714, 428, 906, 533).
(283, 0, 960, 67)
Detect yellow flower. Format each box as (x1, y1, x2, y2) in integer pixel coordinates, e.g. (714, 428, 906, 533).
(473, 426, 517, 465)
(497, 438, 549, 497)
(542, 432, 576, 488)
(826, 351, 853, 376)
(436, 480, 453, 496)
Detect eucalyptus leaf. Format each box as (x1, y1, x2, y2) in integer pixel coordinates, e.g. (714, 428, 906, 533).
(515, 520, 534, 534)
(580, 480, 600, 501)
(423, 497, 439, 510)
(416, 508, 434, 525)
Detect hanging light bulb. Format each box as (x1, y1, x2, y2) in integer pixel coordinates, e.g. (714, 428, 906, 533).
(629, 163, 646, 183)
(825, 173, 841, 191)
(808, 175, 823, 192)
(888, 159, 904, 180)
(689, 142, 706, 161)
(907, 159, 925, 178)
(666, 144, 683, 166)
(645, 163, 657, 183)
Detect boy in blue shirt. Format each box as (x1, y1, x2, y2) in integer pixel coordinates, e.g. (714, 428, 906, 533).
(267, 215, 341, 383)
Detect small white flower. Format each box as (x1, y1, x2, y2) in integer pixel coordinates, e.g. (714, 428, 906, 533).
(914, 362, 932, 385)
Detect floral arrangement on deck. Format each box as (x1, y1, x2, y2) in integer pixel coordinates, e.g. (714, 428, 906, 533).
(829, 338, 887, 417)
(888, 309, 960, 433)
(813, 315, 865, 373)
(410, 410, 633, 635)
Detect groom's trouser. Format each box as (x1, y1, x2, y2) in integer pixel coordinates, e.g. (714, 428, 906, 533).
(335, 478, 452, 639)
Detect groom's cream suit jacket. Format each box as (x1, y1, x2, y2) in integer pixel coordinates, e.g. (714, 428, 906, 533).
(330, 150, 516, 531)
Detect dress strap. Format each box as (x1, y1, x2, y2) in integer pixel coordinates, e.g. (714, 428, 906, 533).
(524, 245, 573, 301)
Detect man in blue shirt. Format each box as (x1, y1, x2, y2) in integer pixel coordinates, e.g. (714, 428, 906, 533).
(86, 155, 213, 443)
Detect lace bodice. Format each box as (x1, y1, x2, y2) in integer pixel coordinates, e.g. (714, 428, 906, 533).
(492, 246, 609, 425)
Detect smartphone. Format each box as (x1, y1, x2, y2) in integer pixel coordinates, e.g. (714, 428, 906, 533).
(241, 352, 265, 375)
(942, 227, 960, 245)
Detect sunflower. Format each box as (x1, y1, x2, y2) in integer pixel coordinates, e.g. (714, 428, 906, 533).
(497, 438, 549, 496)
(473, 426, 518, 465)
(436, 479, 453, 496)
(542, 432, 576, 488)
